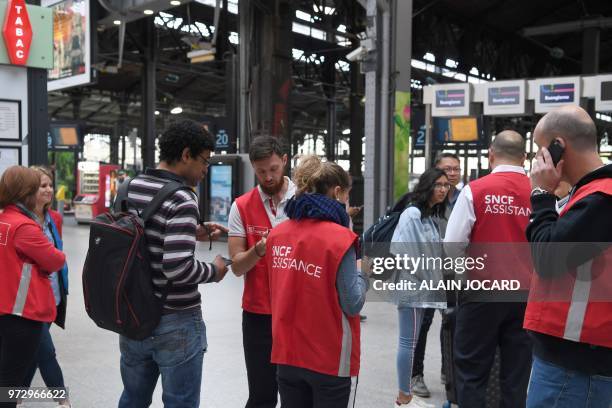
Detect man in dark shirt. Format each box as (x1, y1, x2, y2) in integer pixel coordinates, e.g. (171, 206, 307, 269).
(526, 105, 612, 408)
(118, 120, 229, 408)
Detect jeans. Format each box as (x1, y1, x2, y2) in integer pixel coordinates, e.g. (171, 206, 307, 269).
(412, 308, 435, 378)
(119, 309, 207, 408)
(397, 306, 424, 394)
(23, 323, 66, 390)
(527, 356, 612, 408)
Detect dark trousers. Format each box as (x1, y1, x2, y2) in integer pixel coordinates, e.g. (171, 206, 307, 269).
(277, 364, 353, 408)
(412, 308, 439, 377)
(0, 315, 43, 408)
(243, 311, 278, 408)
(454, 302, 532, 408)
(23, 323, 66, 389)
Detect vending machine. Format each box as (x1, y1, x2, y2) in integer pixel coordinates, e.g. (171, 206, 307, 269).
(73, 162, 119, 223)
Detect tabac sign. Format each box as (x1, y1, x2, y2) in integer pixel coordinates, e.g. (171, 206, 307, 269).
(0, 0, 52, 69)
(2, 0, 32, 65)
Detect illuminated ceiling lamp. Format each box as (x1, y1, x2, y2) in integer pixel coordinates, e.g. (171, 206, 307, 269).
(170, 106, 183, 115)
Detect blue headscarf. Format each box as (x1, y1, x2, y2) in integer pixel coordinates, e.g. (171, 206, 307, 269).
(284, 193, 350, 227)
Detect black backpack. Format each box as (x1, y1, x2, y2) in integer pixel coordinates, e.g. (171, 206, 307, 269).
(360, 194, 410, 247)
(360, 195, 410, 281)
(82, 180, 185, 340)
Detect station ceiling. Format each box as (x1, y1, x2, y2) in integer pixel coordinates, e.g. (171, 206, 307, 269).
(47, 0, 612, 141)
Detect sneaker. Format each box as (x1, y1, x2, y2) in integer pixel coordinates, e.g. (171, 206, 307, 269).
(411, 375, 431, 398)
(395, 395, 436, 407)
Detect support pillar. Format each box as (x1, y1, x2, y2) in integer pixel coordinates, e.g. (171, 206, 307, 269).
(239, 0, 294, 150)
(141, 18, 156, 169)
(349, 61, 364, 177)
(27, 68, 49, 166)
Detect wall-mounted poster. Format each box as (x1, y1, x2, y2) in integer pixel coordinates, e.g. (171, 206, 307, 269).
(0, 146, 21, 176)
(0, 100, 21, 142)
(41, 0, 91, 91)
(208, 164, 233, 227)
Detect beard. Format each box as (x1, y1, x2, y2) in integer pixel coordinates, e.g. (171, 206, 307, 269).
(260, 177, 285, 196)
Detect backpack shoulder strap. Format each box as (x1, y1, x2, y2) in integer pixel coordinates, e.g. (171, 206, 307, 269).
(113, 178, 131, 213)
(141, 180, 190, 222)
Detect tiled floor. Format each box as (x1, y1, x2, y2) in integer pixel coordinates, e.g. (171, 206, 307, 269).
(23, 216, 447, 407)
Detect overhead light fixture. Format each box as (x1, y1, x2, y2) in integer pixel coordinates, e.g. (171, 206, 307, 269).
(155, 110, 160, 116)
(170, 0, 181, 5)
(170, 107, 183, 115)
(187, 48, 216, 64)
(143, 9, 154, 15)
(113, 20, 121, 25)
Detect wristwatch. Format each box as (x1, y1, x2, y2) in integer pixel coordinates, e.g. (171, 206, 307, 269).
(531, 187, 551, 197)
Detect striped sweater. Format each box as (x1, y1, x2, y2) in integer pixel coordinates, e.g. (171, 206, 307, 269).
(127, 168, 217, 312)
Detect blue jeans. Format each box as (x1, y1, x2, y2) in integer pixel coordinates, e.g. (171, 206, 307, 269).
(527, 356, 612, 408)
(23, 323, 66, 390)
(397, 306, 424, 394)
(119, 309, 207, 408)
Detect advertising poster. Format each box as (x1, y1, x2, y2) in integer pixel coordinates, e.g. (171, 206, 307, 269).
(42, 0, 90, 91)
(208, 165, 233, 227)
(394, 91, 410, 201)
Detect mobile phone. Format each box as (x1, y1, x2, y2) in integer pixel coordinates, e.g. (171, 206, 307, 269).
(221, 257, 233, 266)
(548, 139, 564, 167)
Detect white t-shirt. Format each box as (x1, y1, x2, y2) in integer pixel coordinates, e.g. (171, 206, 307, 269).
(228, 177, 296, 237)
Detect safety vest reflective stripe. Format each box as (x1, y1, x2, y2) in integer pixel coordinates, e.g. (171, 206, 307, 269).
(563, 260, 593, 342)
(12, 263, 32, 316)
(338, 314, 352, 377)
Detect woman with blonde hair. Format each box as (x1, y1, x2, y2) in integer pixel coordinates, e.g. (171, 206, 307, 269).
(0, 166, 65, 408)
(20, 166, 71, 408)
(266, 155, 369, 407)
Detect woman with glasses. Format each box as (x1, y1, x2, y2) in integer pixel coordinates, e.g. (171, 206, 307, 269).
(391, 168, 450, 407)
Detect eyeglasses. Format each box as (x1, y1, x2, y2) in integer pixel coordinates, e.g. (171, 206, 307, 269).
(197, 154, 210, 167)
(440, 166, 461, 174)
(434, 182, 452, 190)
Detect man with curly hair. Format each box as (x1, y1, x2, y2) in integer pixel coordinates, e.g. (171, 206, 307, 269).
(118, 120, 229, 408)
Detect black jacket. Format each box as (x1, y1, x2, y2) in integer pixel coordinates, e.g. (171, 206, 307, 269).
(526, 163, 612, 376)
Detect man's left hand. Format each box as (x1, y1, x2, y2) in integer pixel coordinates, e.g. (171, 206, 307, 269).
(530, 146, 564, 193)
(196, 222, 229, 242)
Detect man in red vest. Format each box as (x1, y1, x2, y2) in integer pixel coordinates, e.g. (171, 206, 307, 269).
(525, 105, 612, 408)
(444, 130, 533, 408)
(228, 136, 296, 408)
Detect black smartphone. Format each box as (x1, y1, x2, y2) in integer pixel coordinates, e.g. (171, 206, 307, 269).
(221, 257, 233, 266)
(548, 139, 564, 167)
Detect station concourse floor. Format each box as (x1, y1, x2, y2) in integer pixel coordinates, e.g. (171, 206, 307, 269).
(22, 216, 447, 408)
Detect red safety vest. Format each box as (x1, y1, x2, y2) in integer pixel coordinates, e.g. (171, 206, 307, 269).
(0, 207, 57, 322)
(235, 187, 274, 314)
(267, 218, 361, 377)
(524, 178, 612, 348)
(467, 171, 532, 285)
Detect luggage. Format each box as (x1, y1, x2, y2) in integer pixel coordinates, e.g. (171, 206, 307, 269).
(441, 307, 501, 408)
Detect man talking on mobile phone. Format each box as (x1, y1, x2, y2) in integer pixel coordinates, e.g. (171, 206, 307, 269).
(525, 105, 612, 408)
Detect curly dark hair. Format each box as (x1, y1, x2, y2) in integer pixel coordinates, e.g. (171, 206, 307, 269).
(393, 168, 449, 218)
(158, 120, 215, 164)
